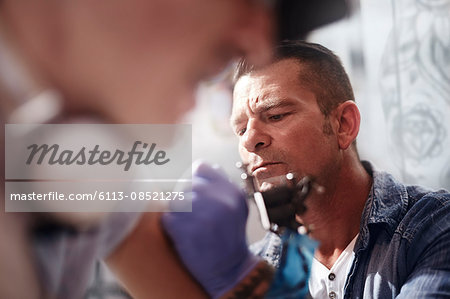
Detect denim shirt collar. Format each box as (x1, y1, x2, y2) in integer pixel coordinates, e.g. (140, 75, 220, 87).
(252, 161, 412, 267)
(356, 161, 409, 250)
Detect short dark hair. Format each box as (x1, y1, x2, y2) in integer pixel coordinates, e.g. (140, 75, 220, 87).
(234, 40, 355, 116)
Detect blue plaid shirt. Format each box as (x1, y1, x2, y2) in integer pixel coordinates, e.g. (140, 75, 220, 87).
(251, 161, 450, 298)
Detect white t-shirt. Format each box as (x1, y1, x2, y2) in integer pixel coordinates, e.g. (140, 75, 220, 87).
(308, 235, 359, 299)
(33, 212, 141, 299)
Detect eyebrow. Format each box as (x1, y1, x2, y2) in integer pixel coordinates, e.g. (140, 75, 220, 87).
(254, 99, 297, 113)
(230, 98, 297, 127)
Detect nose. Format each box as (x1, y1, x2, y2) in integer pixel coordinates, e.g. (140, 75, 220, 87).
(241, 120, 271, 153)
(233, 2, 275, 67)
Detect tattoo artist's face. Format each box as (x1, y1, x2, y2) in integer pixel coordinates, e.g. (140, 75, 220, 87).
(57, 0, 274, 124)
(231, 59, 339, 191)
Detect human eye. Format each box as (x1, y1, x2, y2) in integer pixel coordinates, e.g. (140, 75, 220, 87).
(268, 113, 288, 122)
(237, 127, 247, 136)
(269, 114, 283, 120)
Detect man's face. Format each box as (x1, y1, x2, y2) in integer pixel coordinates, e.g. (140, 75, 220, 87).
(51, 0, 274, 124)
(231, 59, 340, 192)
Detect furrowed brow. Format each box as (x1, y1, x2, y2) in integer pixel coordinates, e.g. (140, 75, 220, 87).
(230, 99, 296, 128)
(255, 99, 296, 113)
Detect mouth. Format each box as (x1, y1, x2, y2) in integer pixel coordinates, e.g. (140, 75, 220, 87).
(249, 162, 292, 192)
(251, 162, 283, 176)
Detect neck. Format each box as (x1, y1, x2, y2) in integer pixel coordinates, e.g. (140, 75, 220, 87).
(299, 156, 372, 269)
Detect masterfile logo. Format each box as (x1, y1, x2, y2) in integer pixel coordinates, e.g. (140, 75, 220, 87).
(6, 124, 191, 180)
(4, 124, 192, 213)
(26, 141, 170, 171)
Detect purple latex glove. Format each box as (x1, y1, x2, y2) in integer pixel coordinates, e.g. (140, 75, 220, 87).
(162, 162, 260, 298)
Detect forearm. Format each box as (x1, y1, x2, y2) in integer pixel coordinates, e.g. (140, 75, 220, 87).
(107, 212, 275, 299)
(106, 212, 208, 299)
(219, 260, 274, 299)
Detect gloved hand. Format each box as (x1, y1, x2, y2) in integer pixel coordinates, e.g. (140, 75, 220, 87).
(162, 162, 260, 298)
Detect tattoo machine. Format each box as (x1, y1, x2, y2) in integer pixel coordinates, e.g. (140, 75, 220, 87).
(236, 162, 316, 234)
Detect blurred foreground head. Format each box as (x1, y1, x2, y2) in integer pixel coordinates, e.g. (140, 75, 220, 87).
(0, 0, 276, 124)
(0, 0, 348, 124)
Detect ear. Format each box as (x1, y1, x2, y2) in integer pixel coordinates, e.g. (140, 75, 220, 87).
(334, 101, 360, 150)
